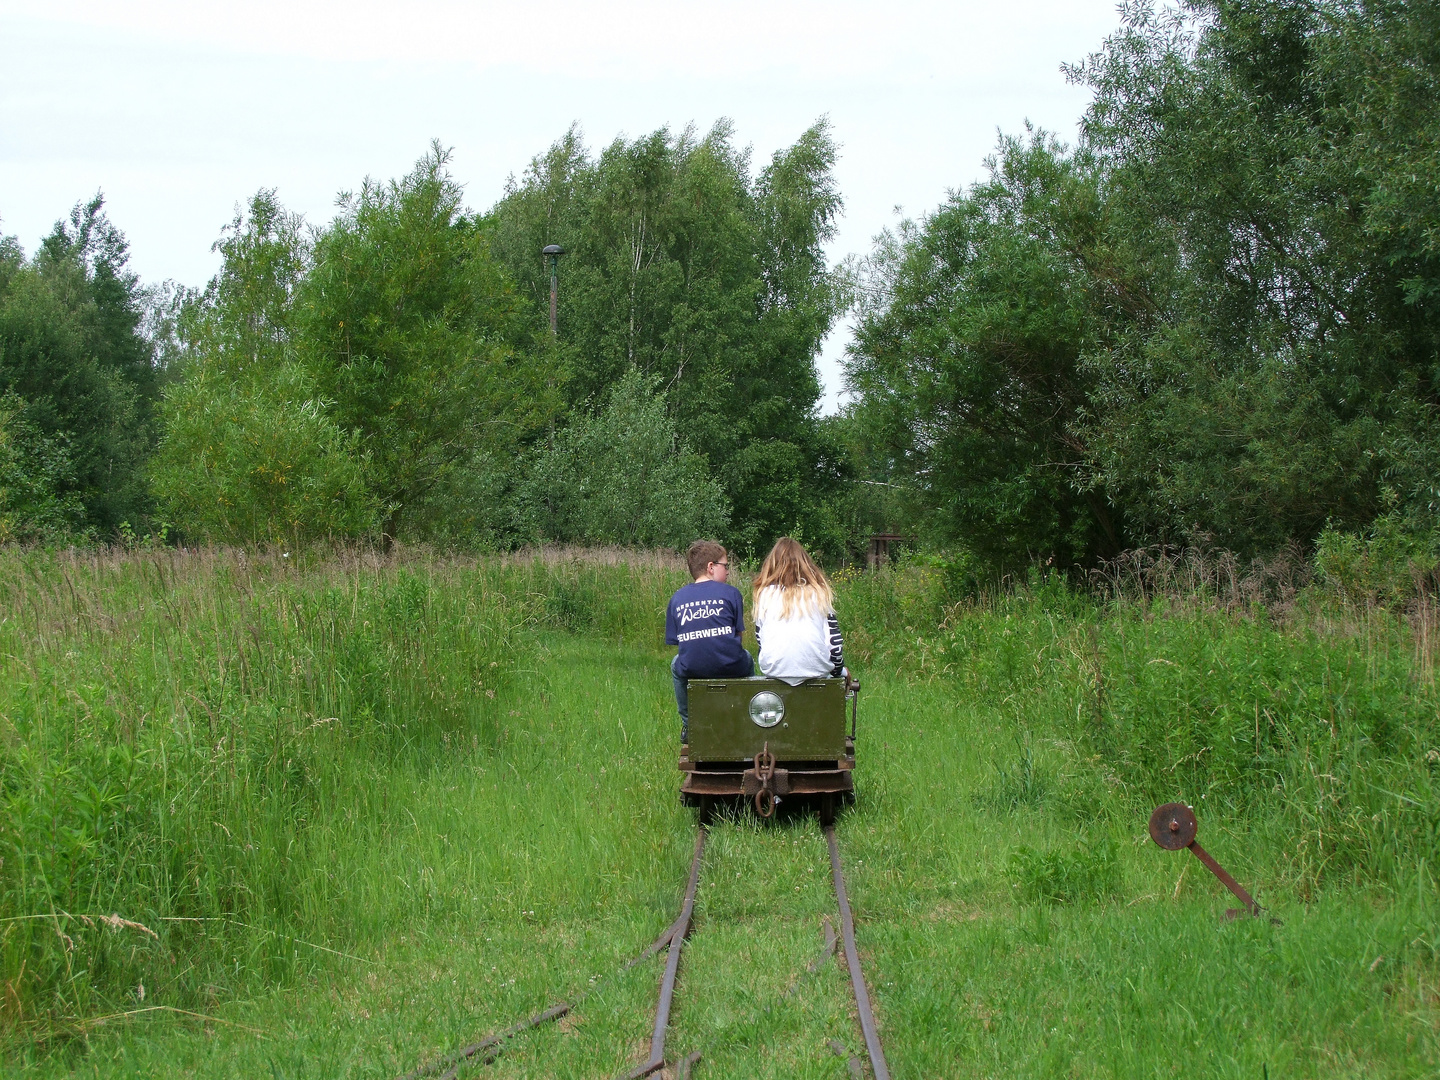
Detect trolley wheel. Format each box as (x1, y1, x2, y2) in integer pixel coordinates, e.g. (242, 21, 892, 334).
(698, 794, 716, 826)
(818, 793, 837, 827)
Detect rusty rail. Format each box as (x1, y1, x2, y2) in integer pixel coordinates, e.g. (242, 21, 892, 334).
(396, 1003, 570, 1080)
(622, 819, 889, 1079)
(622, 825, 708, 1078)
(825, 823, 891, 1080)
(395, 824, 718, 1080)
(410, 813, 887, 1079)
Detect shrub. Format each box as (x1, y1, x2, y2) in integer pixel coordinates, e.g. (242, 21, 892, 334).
(1315, 511, 1440, 608)
(151, 365, 380, 544)
(517, 369, 729, 548)
(0, 392, 85, 541)
(1008, 836, 1120, 905)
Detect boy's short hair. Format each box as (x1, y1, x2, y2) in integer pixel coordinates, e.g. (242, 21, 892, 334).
(686, 540, 727, 579)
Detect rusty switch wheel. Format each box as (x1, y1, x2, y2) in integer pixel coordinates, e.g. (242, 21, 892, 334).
(1148, 802, 1197, 850)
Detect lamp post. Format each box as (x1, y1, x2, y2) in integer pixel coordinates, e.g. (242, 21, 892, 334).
(543, 244, 565, 336)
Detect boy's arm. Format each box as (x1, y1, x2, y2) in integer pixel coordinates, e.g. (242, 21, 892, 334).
(739, 587, 755, 655)
(665, 596, 679, 645)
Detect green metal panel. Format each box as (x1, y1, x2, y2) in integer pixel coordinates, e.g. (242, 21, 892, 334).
(688, 678, 847, 761)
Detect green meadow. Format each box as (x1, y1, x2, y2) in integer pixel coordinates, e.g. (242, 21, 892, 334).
(1, 549, 1436, 1077)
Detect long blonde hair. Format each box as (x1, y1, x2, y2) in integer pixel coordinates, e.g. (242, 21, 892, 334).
(752, 537, 834, 620)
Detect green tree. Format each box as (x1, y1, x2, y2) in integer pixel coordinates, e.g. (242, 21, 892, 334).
(517, 368, 729, 547)
(154, 151, 557, 546)
(488, 121, 846, 555)
(302, 144, 558, 543)
(1072, 0, 1440, 550)
(0, 199, 159, 535)
(847, 134, 1131, 571)
(151, 192, 377, 544)
(849, 1, 1440, 567)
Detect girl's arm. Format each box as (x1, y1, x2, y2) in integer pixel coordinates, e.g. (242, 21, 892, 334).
(826, 613, 844, 677)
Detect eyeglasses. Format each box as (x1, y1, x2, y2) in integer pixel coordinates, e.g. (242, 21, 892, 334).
(713, 561, 730, 569)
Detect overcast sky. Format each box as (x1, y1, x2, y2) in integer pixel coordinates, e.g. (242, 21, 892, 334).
(1, 0, 1122, 410)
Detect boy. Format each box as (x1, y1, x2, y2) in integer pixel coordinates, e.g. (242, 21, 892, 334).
(666, 539, 754, 742)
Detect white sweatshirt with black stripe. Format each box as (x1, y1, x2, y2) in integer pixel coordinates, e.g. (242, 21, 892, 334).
(753, 585, 846, 685)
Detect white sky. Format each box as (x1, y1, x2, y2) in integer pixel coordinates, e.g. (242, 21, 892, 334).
(0, 0, 1122, 411)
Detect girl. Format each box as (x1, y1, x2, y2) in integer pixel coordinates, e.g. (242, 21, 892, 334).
(752, 537, 846, 683)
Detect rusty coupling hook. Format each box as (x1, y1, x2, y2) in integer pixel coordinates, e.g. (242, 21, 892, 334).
(753, 743, 777, 818)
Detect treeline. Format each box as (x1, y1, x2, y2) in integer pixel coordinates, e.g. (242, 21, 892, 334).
(847, 0, 1440, 574)
(0, 199, 168, 541)
(4, 1, 1437, 572)
(1, 124, 860, 557)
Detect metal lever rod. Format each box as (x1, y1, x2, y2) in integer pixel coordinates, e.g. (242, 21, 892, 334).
(1148, 802, 1261, 918)
(1188, 840, 1260, 916)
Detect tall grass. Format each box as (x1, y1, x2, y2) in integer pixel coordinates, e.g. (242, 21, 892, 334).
(1, 548, 510, 1034)
(491, 545, 687, 642)
(3, 543, 1437, 1064)
(0, 545, 700, 1040)
(838, 558, 1440, 893)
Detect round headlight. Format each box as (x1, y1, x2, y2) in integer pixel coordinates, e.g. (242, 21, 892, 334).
(748, 691, 784, 728)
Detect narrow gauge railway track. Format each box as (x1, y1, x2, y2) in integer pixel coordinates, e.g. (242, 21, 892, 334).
(622, 817, 890, 1080)
(392, 816, 890, 1080)
(397, 675, 883, 1078)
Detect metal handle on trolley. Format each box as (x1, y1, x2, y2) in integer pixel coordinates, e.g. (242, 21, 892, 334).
(846, 674, 860, 740)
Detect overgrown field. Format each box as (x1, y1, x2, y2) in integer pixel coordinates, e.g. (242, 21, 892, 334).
(1, 549, 1437, 1076)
